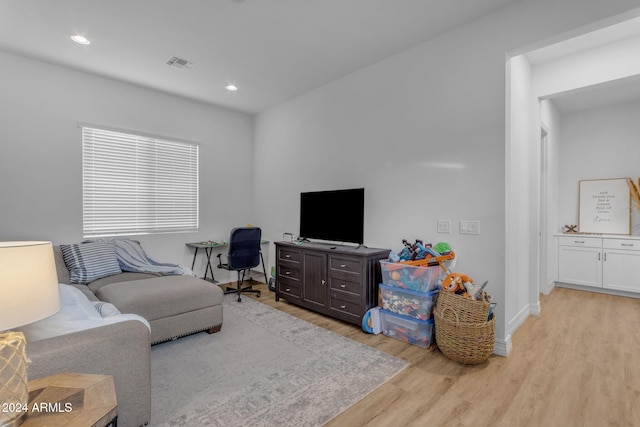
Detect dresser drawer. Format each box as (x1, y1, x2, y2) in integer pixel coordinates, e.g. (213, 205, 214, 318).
(278, 279, 301, 299)
(279, 247, 302, 263)
(330, 277, 361, 295)
(558, 236, 601, 249)
(329, 290, 362, 317)
(603, 238, 640, 251)
(329, 255, 362, 275)
(278, 264, 301, 281)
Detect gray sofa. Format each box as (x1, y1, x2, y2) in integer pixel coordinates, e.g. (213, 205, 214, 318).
(26, 319, 151, 427)
(21, 246, 225, 427)
(53, 246, 224, 344)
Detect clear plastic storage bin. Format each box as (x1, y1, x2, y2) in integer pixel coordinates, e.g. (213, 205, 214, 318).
(379, 283, 439, 320)
(380, 260, 443, 292)
(379, 308, 434, 348)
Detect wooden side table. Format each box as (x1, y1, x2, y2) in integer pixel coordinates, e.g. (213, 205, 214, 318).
(21, 373, 117, 427)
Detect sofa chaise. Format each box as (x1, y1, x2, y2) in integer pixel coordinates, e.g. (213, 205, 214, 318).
(53, 242, 224, 344)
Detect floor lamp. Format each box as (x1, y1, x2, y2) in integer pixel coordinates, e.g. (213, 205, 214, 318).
(0, 242, 60, 427)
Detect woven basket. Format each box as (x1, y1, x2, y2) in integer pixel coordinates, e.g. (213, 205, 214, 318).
(436, 290, 491, 324)
(434, 308, 495, 365)
(434, 292, 495, 365)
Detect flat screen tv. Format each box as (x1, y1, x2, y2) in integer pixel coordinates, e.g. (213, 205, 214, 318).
(300, 188, 365, 245)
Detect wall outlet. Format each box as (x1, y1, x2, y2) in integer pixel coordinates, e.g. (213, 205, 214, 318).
(460, 220, 480, 235)
(437, 219, 451, 234)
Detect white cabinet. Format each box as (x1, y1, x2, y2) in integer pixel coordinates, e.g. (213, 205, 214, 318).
(557, 237, 602, 288)
(557, 235, 640, 294)
(602, 239, 640, 293)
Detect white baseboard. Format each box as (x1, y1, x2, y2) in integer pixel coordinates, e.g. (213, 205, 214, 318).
(529, 300, 541, 316)
(509, 304, 529, 335)
(493, 334, 512, 357)
(542, 280, 555, 295)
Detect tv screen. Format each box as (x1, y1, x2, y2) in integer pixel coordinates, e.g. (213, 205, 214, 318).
(300, 188, 365, 244)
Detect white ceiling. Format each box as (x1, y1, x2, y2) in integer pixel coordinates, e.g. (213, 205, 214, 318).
(0, 0, 520, 114)
(526, 15, 640, 115)
(550, 75, 640, 114)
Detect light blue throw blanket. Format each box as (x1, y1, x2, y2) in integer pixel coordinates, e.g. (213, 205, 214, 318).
(88, 239, 193, 276)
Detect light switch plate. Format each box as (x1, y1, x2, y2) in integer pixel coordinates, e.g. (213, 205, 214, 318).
(460, 220, 480, 235)
(437, 219, 451, 234)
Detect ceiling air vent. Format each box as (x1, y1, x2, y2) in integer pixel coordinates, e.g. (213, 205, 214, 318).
(166, 56, 195, 70)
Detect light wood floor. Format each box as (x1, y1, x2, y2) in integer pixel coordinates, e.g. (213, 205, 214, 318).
(227, 282, 640, 427)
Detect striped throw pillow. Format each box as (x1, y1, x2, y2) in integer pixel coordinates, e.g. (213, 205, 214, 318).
(60, 241, 122, 285)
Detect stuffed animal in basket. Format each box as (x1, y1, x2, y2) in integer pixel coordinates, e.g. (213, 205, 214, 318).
(442, 273, 489, 301)
(441, 273, 471, 294)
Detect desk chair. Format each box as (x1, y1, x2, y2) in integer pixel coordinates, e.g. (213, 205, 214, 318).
(216, 227, 268, 302)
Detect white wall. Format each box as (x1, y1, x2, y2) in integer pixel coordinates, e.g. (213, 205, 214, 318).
(557, 100, 640, 234)
(540, 100, 562, 293)
(254, 0, 640, 355)
(506, 54, 535, 337)
(0, 52, 256, 281)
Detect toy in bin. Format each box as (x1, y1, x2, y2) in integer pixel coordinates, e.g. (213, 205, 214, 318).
(380, 309, 434, 348)
(381, 239, 455, 292)
(379, 283, 438, 320)
(381, 262, 442, 292)
(389, 240, 454, 264)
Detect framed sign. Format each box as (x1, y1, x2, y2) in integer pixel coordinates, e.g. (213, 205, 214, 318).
(578, 178, 631, 235)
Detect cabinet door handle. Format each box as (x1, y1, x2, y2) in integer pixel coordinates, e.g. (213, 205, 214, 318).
(321, 279, 326, 285)
(604, 253, 607, 262)
(598, 253, 601, 261)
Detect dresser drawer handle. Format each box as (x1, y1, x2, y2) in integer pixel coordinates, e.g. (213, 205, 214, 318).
(340, 264, 347, 268)
(340, 284, 346, 288)
(621, 243, 634, 247)
(285, 254, 291, 258)
(285, 288, 291, 292)
(574, 240, 585, 244)
(285, 271, 291, 275)
(340, 305, 346, 309)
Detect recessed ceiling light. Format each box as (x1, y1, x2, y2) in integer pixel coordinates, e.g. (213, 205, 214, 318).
(226, 84, 239, 92)
(70, 35, 91, 45)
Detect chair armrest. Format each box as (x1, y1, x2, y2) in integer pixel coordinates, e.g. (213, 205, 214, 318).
(217, 252, 228, 268)
(26, 320, 151, 427)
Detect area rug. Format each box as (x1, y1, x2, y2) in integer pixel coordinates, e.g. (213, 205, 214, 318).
(150, 294, 407, 427)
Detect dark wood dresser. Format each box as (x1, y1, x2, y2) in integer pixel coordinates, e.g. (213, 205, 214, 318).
(274, 241, 390, 325)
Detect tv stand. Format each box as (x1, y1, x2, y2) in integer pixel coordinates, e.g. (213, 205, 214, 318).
(274, 241, 390, 325)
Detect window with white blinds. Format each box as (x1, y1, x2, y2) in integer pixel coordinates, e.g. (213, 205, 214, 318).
(82, 126, 199, 237)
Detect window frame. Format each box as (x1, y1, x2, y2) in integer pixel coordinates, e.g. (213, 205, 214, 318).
(81, 124, 199, 237)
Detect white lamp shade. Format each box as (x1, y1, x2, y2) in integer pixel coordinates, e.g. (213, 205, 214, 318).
(0, 241, 60, 330)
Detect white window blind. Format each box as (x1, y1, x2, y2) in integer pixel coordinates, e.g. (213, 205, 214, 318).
(82, 126, 199, 237)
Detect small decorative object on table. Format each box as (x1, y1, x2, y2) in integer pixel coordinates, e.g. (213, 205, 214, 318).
(563, 224, 578, 233)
